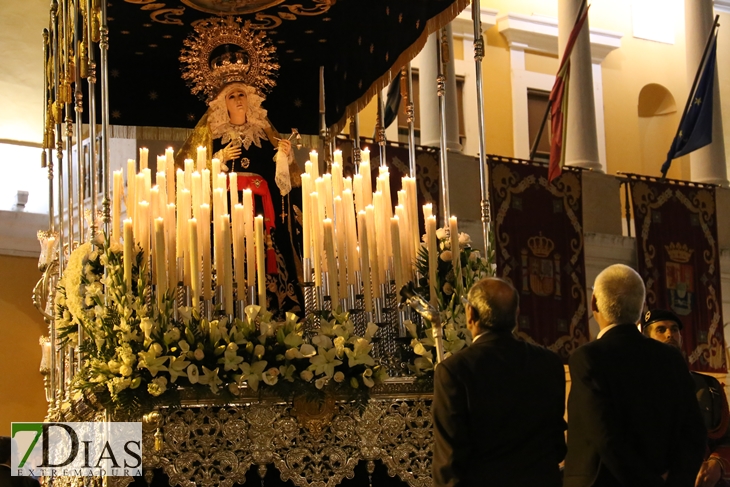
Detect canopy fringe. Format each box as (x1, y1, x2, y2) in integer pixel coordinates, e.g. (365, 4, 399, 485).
(332, 0, 471, 136)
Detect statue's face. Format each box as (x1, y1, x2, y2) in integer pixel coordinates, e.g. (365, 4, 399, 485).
(226, 89, 248, 124)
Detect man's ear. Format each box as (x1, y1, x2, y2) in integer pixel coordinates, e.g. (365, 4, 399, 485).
(591, 293, 599, 313)
(466, 304, 478, 325)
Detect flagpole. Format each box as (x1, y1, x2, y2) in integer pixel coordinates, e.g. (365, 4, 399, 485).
(529, 0, 588, 162)
(661, 15, 719, 178)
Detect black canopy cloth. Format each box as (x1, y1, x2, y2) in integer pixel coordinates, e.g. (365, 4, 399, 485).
(95, 0, 469, 135)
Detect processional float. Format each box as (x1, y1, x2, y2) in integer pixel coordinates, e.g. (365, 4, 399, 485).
(33, 1, 492, 485)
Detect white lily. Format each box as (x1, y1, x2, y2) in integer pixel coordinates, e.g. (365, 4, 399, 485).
(168, 356, 191, 383)
(345, 338, 375, 367)
(309, 347, 342, 378)
(238, 360, 267, 391)
(198, 366, 223, 393)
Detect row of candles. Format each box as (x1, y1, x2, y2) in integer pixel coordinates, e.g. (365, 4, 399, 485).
(109, 145, 462, 318)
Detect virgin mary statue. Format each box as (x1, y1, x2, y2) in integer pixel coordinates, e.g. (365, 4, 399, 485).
(178, 17, 304, 317)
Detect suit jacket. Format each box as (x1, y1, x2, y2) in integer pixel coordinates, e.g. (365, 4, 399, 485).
(432, 330, 567, 487)
(564, 325, 707, 487)
(0, 465, 41, 487)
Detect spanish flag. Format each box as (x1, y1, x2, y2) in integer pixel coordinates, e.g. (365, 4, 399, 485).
(548, 3, 590, 183)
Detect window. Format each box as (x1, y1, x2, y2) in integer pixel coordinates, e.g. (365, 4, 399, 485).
(527, 88, 551, 162)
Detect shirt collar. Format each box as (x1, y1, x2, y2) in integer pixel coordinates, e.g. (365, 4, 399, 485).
(596, 323, 620, 339)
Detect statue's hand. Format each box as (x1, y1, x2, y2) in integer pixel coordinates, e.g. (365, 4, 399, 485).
(277, 138, 292, 157)
(220, 141, 241, 165)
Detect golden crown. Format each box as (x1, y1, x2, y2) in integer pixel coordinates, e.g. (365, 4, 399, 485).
(665, 242, 693, 263)
(180, 17, 279, 102)
(527, 232, 554, 258)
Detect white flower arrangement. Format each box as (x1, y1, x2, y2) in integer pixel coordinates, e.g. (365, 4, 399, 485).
(408, 229, 495, 377)
(57, 235, 386, 414)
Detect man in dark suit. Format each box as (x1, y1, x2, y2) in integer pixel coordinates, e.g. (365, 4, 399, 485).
(564, 264, 706, 487)
(0, 437, 40, 487)
(642, 308, 730, 487)
(432, 277, 567, 487)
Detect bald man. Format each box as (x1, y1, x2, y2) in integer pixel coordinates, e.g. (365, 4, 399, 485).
(432, 277, 567, 487)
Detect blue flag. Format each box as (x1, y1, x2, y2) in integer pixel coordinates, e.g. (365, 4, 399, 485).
(661, 34, 717, 177)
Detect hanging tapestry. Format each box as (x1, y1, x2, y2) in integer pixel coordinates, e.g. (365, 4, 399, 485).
(628, 177, 726, 373)
(488, 156, 590, 362)
(336, 138, 440, 236)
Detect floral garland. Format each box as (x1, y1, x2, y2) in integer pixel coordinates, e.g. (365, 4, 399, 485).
(56, 235, 386, 415)
(405, 229, 494, 376)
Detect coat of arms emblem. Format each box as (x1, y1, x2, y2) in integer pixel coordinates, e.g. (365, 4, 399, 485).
(665, 242, 694, 316)
(521, 233, 561, 298)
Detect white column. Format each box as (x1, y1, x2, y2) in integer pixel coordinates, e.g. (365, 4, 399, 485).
(419, 26, 463, 152)
(558, 0, 602, 172)
(685, 0, 728, 186)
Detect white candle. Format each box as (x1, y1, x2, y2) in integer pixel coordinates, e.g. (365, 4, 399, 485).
(396, 205, 412, 282)
(200, 204, 211, 300)
(332, 160, 343, 198)
(255, 215, 266, 311)
(404, 177, 420, 258)
(179, 190, 191, 285)
(427, 215, 438, 308)
(202, 168, 211, 207)
(213, 189, 224, 280)
(309, 151, 320, 179)
(123, 218, 134, 290)
(138, 201, 150, 269)
(342, 188, 360, 275)
(126, 158, 136, 225)
(310, 192, 322, 287)
(229, 172, 239, 206)
(184, 159, 193, 192)
(449, 215, 461, 293)
(196, 146, 207, 173)
(157, 172, 168, 216)
(218, 173, 229, 215)
(166, 203, 177, 290)
(333, 149, 343, 165)
(315, 177, 327, 222)
(365, 204, 380, 298)
(191, 172, 202, 246)
(360, 160, 372, 208)
(391, 216, 403, 293)
(333, 196, 347, 294)
(189, 218, 201, 310)
(155, 217, 167, 310)
(150, 187, 160, 221)
(373, 191, 388, 280)
(301, 173, 312, 264)
(323, 173, 333, 220)
(139, 147, 148, 171)
(344, 176, 353, 194)
(233, 204, 245, 295)
(243, 189, 255, 290)
(305, 160, 313, 176)
(357, 211, 372, 313)
(323, 218, 339, 307)
(112, 170, 123, 244)
(353, 174, 364, 212)
(212, 158, 221, 191)
(165, 148, 175, 206)
(361, 147, 370, 164)
(222, 214, 234, 316)
(423, 203, 433, 221)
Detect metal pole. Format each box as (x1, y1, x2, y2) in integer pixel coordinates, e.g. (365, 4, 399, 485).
(62, 0, 75, 249)
(352, 113, 361, 167)
(436, 29, 451, 225)
(86, 0, 98, 238)
(43, 28, 55, 234)
(74, 4, 85, 244)
(376, 90, 387, 167)
(100, 0, 111, 235)
(472, 0, 491, 254)
(52, 1, 65, 272)
(406, 63, 417, 178)
(623, 181, 632, 238)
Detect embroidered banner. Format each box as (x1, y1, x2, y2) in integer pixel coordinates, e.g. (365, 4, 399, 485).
(629, 177, 726, 373)
(488, 157, 590, 362)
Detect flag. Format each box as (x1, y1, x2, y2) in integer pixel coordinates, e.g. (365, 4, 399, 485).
(660, 33, 718, 177)
(383, 72, 403, 130)
(548, 3, 590, 183)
